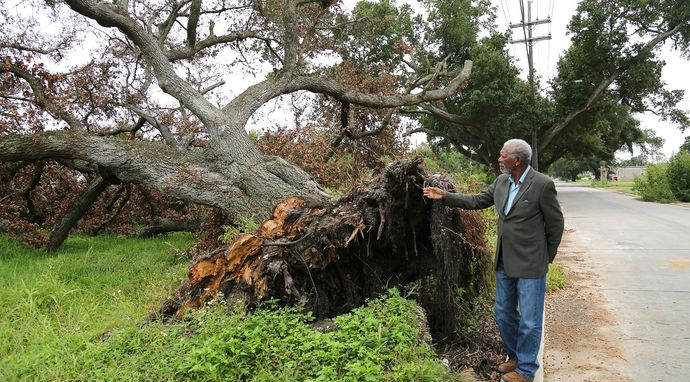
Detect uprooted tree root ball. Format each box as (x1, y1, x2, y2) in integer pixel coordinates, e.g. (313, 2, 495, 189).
(154, 158, 491, 341)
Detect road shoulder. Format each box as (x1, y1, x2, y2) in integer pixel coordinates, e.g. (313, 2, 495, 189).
(543, 228, 632, 382)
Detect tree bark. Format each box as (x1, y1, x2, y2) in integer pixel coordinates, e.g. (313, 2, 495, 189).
(47, 175, 111, 251)
(153, 158, 491, 340)
(136, 219, 202, 238)
(92, 184, 132, 236)
(0, 131, 328, 220)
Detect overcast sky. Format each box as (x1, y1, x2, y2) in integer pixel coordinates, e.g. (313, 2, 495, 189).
(491, 0, 689, 159)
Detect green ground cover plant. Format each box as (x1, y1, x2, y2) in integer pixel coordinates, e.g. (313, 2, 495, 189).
(0, 234, 468, 381)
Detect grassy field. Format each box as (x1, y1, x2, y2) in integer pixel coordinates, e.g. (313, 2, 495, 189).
(577, 179, 639, 196)
(0, 234, 468, 381)
(0, 234, 194, 380)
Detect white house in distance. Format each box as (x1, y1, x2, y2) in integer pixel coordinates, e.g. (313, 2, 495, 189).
(613, 166, 646, 181)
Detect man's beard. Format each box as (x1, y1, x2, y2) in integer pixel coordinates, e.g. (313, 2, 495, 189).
(499, 163, 512, 174)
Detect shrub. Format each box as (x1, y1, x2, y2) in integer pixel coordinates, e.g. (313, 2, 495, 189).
(220, 216, 259, 244)
(667, 151, 690, 202)
(47, 290, 465, 382)
(633, 163, 675, 203)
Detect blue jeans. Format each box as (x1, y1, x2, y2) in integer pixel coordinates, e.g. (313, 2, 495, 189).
(495, 256, 546, 380)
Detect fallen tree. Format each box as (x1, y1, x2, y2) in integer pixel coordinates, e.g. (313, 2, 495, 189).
(154, 158, 491, 339)
(0, 0, 472, 249)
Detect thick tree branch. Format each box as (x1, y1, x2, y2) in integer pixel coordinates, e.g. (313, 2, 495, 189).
(136, 218, 202, 238)
(0, 131, 323, 219)
(290, 60, 473, 109)
(323, 59, 471, 158)
(539, 22, 685, 151)
(158, 0, 190, 42)
(282, 0, 300, 71)
(186, 0, 202, 48)
(63, 0, 221, 132)
(0, 131, 238, 204)
(47, 174, 111, 251)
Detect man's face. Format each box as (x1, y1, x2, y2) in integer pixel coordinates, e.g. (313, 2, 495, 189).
(498, 148, 519, 175)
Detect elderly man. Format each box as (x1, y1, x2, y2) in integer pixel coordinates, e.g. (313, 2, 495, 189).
(423, 139, 564, 382)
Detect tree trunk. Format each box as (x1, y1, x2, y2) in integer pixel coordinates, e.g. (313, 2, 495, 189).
(0, 132, 328, 222)
(153, 158, 491, 340)
(136, 219, 202, 238)
(47, 175, 111, 251)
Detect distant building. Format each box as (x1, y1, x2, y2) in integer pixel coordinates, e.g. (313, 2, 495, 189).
(614, 166, 646, 181)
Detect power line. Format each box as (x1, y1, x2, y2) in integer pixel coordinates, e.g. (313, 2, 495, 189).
(499, 0, 511, 27)
(518, 0, 530, 67)
(503, 0, 513, 24)
(500, 0, 517, 61)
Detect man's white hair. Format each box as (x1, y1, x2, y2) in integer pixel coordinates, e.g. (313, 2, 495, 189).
(503, 139, 532, 166)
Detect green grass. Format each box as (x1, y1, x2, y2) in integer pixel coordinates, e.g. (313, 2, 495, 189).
(0, 233, 194, 381)
(589, 180, 638, 196)
(0, 235, 468, 382)
(546, 263, 566, 292)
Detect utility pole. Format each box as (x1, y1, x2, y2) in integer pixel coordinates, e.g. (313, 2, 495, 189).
(510, 0, 551, 171)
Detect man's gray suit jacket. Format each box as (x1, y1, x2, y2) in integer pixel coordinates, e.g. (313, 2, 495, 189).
(442, 170, 564, 279)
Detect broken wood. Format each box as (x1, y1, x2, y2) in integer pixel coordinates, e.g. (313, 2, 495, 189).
(154, 158, 491, 340)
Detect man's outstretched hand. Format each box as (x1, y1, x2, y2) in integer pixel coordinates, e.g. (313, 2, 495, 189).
(423, 187, 448, 200)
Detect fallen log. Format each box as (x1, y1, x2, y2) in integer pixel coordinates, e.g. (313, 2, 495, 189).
(154, 158, 491, 339)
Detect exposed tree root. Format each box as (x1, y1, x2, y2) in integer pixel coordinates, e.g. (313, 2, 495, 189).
(154, 158, 491, 340)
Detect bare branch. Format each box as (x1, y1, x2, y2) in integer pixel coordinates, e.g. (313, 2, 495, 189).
(325, 108, 398, 161)
(417, 103, 479, 127)
(200, 80, 226, 94)
(1, 42, 63, 56)
(403, 126, 448, 138)
(98, 117, 146, 136)
(0, 94, 33, 103)
(92, 184, 132, 235)
(129, 107, 181, 149)
(401, 58, 419, 72)
(167, 31, 271, 61)
(158, 0, 190, 42)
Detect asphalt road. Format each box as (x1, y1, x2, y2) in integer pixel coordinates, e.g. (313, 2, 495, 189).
(555, 183, 690, 381)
